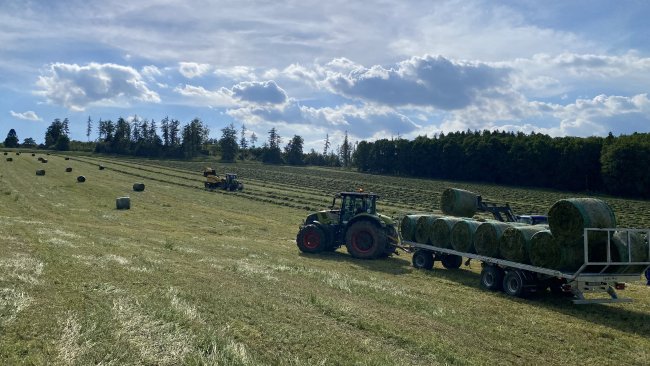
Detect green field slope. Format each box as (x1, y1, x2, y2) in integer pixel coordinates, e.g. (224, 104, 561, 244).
(1, 153, 649, 365)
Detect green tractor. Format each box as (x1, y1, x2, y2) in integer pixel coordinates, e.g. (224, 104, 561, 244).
(296, 192, 399, 259)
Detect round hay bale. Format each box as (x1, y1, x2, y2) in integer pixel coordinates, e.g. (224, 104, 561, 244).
(400, 215, 426, 241)
(41, 159, 48, 163)
(31, 153, 35, 156)
(529, 230, 560, 269)
(499, 225, 548, 263)
(65, 167, 72, 172)
(36, 169, 45, 176)
(65, 157, 70, 160)
(37, 157, 43, 161)
(116, 197, 131, 210)
(414, 215, 438, 244)
(2, 152, 6, 155)
(99, 165, 105, 170)
(474, 221, 516, 258)
(431, 217, 465, 248)
(440, 188, 479, 217)
(450, 220, 481, 253)
(132, 183, 145, 192)
(548, 198, 616, 242)
(16, 152, 20, 155)
(6, 157, 12, 162)
(47, 153, 50, 155)
(76, 175, 86, 183)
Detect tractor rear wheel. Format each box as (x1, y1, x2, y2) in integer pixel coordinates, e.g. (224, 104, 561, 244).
(297, 224, 328, 253)
(345, 221, 387, 259)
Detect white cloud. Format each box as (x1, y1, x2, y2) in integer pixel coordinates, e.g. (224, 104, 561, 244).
(173, 84, 234, 107)
(214, 66, 258, 81)
(10, 110, 42, 121)
(178, 62, 211, 79)
(141, 65, 163, 81)
(35, 62, 160, 112)
(228, 81, 288, 105)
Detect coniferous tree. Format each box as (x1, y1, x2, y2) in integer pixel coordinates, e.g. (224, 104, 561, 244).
(3, 129, 19, 148)
(220, 123, 239, 162)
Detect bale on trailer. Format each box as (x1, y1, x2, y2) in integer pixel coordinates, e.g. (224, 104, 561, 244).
(116, 197, 130, 210)
(612, 231, 649, 263)
(36, 169, 45, 176)
(414, 215, 438, 244)
(440, 188, 479, 217)
(65, 167, 72, 172)
(499, 225, 548, 263)
(400, 215, 427, 242)
(474, 221, 517, 258)
(548, 198, 616, 242)
(450, 219, 481, 253)
(133, 183, 145, 192)
(77, 176, 86, 183)
(431, 217, 465, 248)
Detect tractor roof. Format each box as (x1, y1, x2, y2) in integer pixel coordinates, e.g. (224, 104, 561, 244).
(339, 192, 379, 198)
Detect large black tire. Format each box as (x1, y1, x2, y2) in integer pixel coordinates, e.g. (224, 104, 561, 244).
(345, 221, 387, 259)
(297, 224, 328, 253)
(502, 270, 526, 297)
(440, 254, 463, 269)
(412, 250, 434, 270)
(480, 265, 504, 291)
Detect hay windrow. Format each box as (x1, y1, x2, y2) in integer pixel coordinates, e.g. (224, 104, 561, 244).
(548, 198, 616, 242)
(499, 225, 548, 263)
(431, 217, 465, 248)
(400, 215, 425, 241)
(450, 220, 480, 253)
(414, 215, 438, 244)
(474, 221, 516, 258)
(440, 188, 478, 217)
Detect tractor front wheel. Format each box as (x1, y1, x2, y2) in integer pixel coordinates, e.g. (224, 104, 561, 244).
(297, 224, 328, 253)
(345, 221, 387, 259)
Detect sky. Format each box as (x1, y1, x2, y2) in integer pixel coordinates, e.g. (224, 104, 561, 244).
(1, 0, 650, 151)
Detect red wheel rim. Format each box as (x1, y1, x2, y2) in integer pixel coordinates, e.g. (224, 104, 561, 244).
(352, 230, 374, 253)
(303, 229, 321, 249)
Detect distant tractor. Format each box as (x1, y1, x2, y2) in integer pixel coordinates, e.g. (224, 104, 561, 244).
(296, 191, 399, 259)
(203, 168, 243, 191)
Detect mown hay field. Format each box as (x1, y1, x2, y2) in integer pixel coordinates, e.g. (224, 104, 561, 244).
(1, 151, 649, 365)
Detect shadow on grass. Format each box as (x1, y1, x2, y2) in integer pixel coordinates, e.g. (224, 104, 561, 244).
(418, 264, 650, 338)
(298, 251, 412, 275)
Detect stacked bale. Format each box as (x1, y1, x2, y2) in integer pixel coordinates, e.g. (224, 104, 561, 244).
(612, 231, 649, 262)
(36, 169, 45, 176)
(499, 225, 549, 264)
(440, 188, 479, 217)
(133, 183, 145, 192)
(65, 167, 72, 172)
(450, 219, 481, 253)
(400, 215, 426, 241)
(431, 217, 465, 248)
(414, 215, 438, 244)
(116, 197, 131, 210)
(77, 176, 86, 183)
(474, 221, 517, 258)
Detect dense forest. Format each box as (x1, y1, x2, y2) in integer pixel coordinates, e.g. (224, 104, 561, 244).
(2, 117, 649, 199)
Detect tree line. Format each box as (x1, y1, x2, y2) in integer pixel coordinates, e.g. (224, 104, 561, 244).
(2, 118, 649, 198)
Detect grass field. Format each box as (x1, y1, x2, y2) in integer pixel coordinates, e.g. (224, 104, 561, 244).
(1, 151, 649, 365)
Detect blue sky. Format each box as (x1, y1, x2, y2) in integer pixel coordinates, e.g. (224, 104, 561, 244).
(1, 0, 649, 150)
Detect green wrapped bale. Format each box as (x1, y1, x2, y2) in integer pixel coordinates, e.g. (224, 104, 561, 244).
(400, 215, 427, 242)
(450, 220, 481, 253)
(133, 183, 145, 192)
(499, 225, 548, 263)
(440, 188, 479, 218)
(548, 198, 616, 243)
(116, 197, 131, 210)
(474, 221, 516, 258)
(431, 217, 465, 249)
(530, 231, 588, 271)
(414, 215, 438, 244)
(612, 231, 649, 262)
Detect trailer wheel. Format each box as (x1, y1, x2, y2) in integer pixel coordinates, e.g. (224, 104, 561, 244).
(502, 270, 526, 297)
(412, 250, 434, 270)
(440, 254, 463, 269)
(297, 224, 327, 253)
(480, 265, 504, 291)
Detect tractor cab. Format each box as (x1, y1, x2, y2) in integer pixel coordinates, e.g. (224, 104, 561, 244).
(334, 192, 378, 224)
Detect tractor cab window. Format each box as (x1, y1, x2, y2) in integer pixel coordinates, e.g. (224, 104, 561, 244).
(340, 195, 376, 223)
